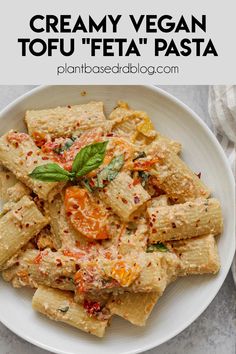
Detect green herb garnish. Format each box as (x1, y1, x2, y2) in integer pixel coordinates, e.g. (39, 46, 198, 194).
(29, 141, 108, 182)
(133, 151, 146, 161)
(96, 154, 124, 188)
(54, 137, 77, 155)
(72, 141, 108, 177)
(28, 163, 75, 182)
(146, 242, 168, 253)
(58, 306, 69, 313)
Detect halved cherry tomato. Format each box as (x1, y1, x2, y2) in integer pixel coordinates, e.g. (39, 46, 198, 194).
(133, 158, 159, 171)
(32, 131, 48, 147)
(108, 261, 140, 287)
(64, 186, 109, 240)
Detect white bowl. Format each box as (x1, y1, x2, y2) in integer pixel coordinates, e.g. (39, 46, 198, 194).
(0, 85, 235, 354)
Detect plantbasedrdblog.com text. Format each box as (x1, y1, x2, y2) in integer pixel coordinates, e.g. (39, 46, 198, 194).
(56, 63, 180, 76)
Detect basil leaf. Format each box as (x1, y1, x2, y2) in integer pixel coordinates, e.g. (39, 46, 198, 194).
(96, 154, 124, 188)
(29, 163, 75, 182)
(146, 242, 168, 253)
(58, 306, 69, 313)
(72, 141, 108, 177)
(133, 151, 146, 161)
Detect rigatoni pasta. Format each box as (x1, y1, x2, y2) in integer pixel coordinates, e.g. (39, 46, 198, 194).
(107, 292, 159, 326)
(25, 101, 108, 138)
(0, 169, 18, 201)
(167, 234, 220, 275)
(32, 286, 109, 337)
(0, 196, 48, 269)
(147, 198, 223, 243)
(0, 131, 63, 200)
(0, 99, 223, 338)
(101, 172, 150, 221)
(146, 141, 210, 202)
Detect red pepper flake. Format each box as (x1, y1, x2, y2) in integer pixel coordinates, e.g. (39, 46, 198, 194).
(27, 151, 33, 156)
(121, 197, 128, 204)
(83, 300, 101, 317)
(89, 180, 95, 187)
(152, 228, 157, 233)
(56, 258, 62, 267)
(133, 178, 140, 186)
(42, 156, 49, 160)
(134, 196, 140, 204)
(33, 252, 43, 264)
(67, 105, 71, 109)
(106, 133, 113, 137)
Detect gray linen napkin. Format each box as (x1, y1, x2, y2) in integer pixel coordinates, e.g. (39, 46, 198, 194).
(208, 85, 236, 285)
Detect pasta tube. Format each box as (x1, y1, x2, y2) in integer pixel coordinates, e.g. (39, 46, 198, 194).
(101, 172, 150, 221)
(0, 170, 18, 201)
(0, 196, 48, 269)
(75, 252, 180, 295)
(147, 198, 223, 243)
(107, 292, 159, 326)
(2, 249, 76, 290)
(109, 104, 181, 153)
(0, 131, 63, 200)
(32, 286, 108, 337)
(6, 181, 31, 202)
(25, 101, 108, 138)
(167, 234, 220, 275)
(146, 141, 210, 202)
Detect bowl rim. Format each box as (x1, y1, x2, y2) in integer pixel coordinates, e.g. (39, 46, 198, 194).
(0, 84, 235, 354)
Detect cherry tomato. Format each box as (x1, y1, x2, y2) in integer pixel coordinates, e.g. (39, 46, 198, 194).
(64, 186, 109, 240)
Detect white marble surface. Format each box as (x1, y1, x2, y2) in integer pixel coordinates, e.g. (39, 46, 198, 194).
(0, 85, 235, 354)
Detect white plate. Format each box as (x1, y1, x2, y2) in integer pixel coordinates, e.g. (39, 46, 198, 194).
(0, 85, 235, 354)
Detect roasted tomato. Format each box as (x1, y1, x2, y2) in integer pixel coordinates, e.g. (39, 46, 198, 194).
(133, 158, 159, 171)
(32, 131, 48, 147)
(64, 186, 109, 240)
